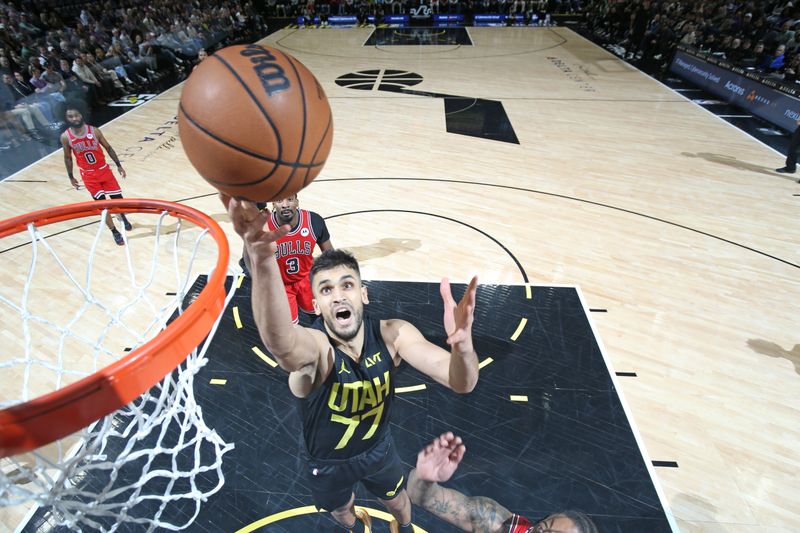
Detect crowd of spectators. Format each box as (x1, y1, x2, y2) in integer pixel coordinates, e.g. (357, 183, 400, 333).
(279, 0, 580, 28)
(584, 0, 800, 79)
(0, 0, 266, 151)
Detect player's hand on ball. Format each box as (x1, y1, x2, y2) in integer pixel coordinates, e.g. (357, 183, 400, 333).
(441, 275, 478, 353)
(415, 432, 466, 483)
(220, 193, 289, 253)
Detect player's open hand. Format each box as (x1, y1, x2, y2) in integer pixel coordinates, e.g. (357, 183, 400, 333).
(117, 165, 126, 179)
(415, 432, 466, 483)
(440, 276, 478, 353)
(69, 177, 80, 190)
(220, 193, 289, 252)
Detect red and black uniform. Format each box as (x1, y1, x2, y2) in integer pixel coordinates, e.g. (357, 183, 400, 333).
(266, 208, 330, 322)
(67, 125, 121, 200)
(504, 514, 535, 533)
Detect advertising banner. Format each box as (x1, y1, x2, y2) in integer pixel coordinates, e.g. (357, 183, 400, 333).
(670, 49, 800, 132)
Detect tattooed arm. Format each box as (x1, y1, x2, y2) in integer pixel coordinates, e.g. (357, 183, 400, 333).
(407, 469, 512, 533)
(406, 432, 512, 533)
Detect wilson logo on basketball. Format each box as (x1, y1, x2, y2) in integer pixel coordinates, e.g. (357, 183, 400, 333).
(240, 44, 291, 97)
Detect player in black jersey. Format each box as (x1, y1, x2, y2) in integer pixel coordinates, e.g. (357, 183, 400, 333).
(223, 195, 481, 533)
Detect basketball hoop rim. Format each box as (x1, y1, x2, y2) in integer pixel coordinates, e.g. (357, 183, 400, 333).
(0, 199, 230, 457)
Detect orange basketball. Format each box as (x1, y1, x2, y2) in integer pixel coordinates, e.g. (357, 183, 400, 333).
(178, 44, 333, 201)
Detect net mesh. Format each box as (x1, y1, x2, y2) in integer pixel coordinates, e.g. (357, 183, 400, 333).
(0, 207, 234, 532)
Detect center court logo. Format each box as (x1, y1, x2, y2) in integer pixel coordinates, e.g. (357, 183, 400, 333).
(335, 69, 423, 92)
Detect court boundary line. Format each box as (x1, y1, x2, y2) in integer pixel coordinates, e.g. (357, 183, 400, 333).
(563, 28, 786, 158)
(574, 285, 680, 532)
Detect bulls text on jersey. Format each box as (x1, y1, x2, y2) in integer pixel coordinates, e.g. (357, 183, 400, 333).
(274, 239, 313, 259)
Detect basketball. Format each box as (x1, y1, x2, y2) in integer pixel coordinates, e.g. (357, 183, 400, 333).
(178, 44, 333, 201)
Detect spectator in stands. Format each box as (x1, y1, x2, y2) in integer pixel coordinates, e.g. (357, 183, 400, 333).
(10, 70, 57, 123)
(85, 52, 128, 92)
(738, 38, 755, 64)
(0, 54, 11, 76)
(57, 58, 89, 102)
(752, 41, 771, 69)
(727, 37, 744, 63)
(767, 43, 787, 72)
(0, 0, 261, 159)
(41, 62, 67, 99)
(783, 53, 800, 82)
(71, 55, 107, 105)
(627, 0, 650, 58)
(788, 32, 800, 55)
(778, 20, 796, 44)
(107, 42, 150, 84)
(98, 46, 144, 88)
(1, 72, 47, 140)
(302, 3, 316, 27)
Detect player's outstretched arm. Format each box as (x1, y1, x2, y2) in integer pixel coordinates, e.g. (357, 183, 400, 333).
(389, 276, 479, 393)
(222, 194, 324, 373)
(407, 432, 511, 533)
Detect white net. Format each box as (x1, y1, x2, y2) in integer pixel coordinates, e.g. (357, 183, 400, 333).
(0, 206, 235, 532)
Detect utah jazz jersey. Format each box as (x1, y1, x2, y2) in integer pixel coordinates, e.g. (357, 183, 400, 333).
(66, 125, 108, 172)
(266, 209, 329, 285)
(301, 316, 395, 460)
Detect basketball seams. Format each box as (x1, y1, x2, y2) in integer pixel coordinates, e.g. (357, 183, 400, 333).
(180, 45, 330, 199)
(179, 104, 325, 171)
(209, 54, 284, 162)
(179, 103, 279, 180)
(269, 50, 309, 200)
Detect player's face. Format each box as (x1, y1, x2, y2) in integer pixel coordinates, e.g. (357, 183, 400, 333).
(66, 110, 84, 128)
(532, 514, 579, 533)
(272, 195, 299, 225)
(312, 266, 368, 342)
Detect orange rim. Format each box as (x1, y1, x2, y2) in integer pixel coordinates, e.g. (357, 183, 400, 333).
(0, 199, 230, 457)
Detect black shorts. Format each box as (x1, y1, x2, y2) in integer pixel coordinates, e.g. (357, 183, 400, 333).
(304, 431, 407, 511)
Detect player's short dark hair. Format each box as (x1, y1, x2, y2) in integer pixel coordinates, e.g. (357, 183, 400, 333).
(64, 100, 87, 117)
(558, 511, 598, 533)
(310, 249, 360, 285)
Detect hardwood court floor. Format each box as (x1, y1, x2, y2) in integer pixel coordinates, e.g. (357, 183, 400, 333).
(1, 27, 798, 532)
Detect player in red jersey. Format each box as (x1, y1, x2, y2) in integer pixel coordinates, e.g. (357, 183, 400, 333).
(241, 193, 333, 323)
(408, 433, 598, 533)
(61, 103, 131, 246)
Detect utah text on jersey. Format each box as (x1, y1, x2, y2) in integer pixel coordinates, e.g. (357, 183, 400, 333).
(326, 358, 390, 450)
